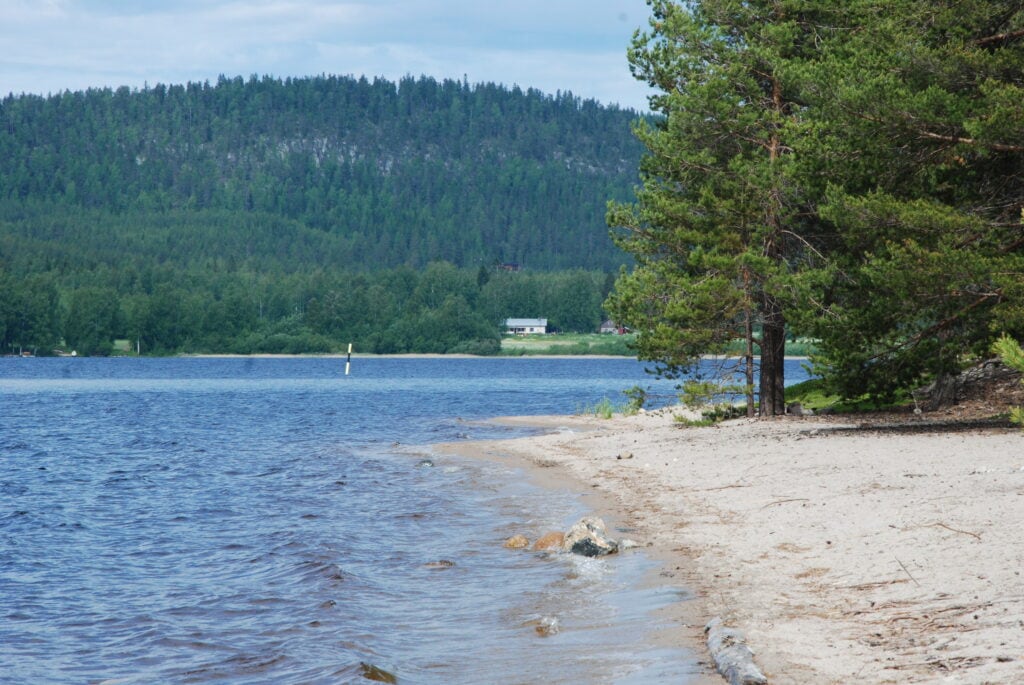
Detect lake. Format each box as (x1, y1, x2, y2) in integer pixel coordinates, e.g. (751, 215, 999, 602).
(0, 356, 810, 683)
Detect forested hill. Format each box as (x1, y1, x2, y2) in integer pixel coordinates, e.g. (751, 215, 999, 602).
(0, 74, 644, 273)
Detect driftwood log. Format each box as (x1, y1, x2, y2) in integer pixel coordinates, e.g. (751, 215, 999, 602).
(705, 617, 768, 685)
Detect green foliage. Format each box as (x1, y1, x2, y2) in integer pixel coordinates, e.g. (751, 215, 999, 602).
(0, 75, 643, 272)
(0, 258, 623, 356)
(789, 1, 1024, 404)
(673, 415, 717, 428)
(575, 396, 618, 419)
(622, 385, 648, 413)
(0, 74, 640, 356)
(576, 391, 655, 419)
(605, 0, 830, 415)
(679, 379, 745, 410)
(672, 374, 753, 422)
(498, 333, 635, 356)
(593, 397, 616, 420)
(992, 335, 1024, 427)
(994, 335, 1024, 372)
(782, 379, 835, 411)
(0, 270, 61, 354)
(448, 338, 501, 356)
(802, 192, 1023, 401)
(1011, 408, 1024, 427)
(64, 287, 122, 356)
(701, 404, 745, 423)
(722, 337, 819, 357)
(608, 0, 1024, 412)
(783, 378, 913, 414)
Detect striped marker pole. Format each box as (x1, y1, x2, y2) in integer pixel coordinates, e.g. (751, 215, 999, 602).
(345, 343, 352, 375)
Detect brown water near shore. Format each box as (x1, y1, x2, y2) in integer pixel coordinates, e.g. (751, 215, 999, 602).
(435, 416, 722, 684)
(444, 410, 1024, 684)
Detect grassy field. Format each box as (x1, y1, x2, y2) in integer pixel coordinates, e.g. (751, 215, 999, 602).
(499, 333, 635, 356)
(500, 333, 819, 357)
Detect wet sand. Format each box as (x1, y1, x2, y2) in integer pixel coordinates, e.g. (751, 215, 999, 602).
(439, 410, 1024, 684)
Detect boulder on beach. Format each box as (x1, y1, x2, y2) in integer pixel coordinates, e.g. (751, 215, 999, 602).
(503, 534, 530, 549)
(532, 531, 565, 551)
(562, 516, 618, 557)
(786, 402, 814, 417)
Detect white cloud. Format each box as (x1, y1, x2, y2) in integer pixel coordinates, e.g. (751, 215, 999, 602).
(0, 0, 652, 109)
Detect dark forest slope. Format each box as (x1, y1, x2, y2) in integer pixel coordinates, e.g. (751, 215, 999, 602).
(0, 75, 644, 355)
(0, 74, 643, 272)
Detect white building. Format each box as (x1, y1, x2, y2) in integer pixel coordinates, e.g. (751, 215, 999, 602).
(599, 320, 629, 334)
(504, 318, 548, 335)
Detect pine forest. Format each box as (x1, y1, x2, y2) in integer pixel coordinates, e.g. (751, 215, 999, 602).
(0, 74, 643, 355)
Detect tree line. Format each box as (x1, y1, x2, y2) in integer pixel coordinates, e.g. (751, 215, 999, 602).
(0, 262, 610, 356)
(0, 74, 646, 355)
(608, 0, 1024, 413)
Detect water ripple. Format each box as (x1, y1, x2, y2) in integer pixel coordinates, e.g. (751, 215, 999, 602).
(0, 357, 788, 683)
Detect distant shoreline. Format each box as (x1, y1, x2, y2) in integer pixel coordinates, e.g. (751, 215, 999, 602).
(176, 353, 629, 360)
(174, 353, 811, 361)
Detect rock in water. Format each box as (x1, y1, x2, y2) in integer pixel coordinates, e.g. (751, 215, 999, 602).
(503, 534, 530, 549)
(532, 531, 565, 551)
(531, 616, 560, 637)
(359, 662, 398, 683)
(423, 559, 456, 569)
(562, 516, 618, 557)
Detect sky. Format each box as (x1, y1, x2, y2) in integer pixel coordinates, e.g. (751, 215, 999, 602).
(0, 0, 655, 111)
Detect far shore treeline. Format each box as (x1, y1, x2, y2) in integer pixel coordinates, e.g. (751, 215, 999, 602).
(0, 74, 643, 355)
(1, 262, 614, 356)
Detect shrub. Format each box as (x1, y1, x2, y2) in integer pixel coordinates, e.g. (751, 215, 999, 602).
(576, 396, 617, 419)
(992, 334, 1024, 428)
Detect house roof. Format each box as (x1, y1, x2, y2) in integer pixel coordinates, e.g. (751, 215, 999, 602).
(504, 318, 548, 327)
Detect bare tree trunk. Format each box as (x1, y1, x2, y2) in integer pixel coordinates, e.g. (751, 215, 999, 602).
(743, 268, 756, 417)
(758, 75, 788, 417)
(922, 371, 959, 411)
(759, 295, 787, 416)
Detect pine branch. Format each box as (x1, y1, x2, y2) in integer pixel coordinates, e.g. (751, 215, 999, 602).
(976, 27, 1024, 48)
(868, 290, 1003, 363)
(917, 130, 1024, 153)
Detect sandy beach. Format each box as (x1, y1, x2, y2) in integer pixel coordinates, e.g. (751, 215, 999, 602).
(440, 410, 1024, 684)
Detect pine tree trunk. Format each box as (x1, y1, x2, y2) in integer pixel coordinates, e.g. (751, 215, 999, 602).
(922, 372, 958, 411)
(758, 295, 787, 416)
(745, 316, 756, 418)
(758, 76, 788, 417)
(743, 269, 756, 417)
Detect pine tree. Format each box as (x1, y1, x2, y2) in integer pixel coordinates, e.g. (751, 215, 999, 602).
(794, 0, 1024, 405)
(607, 0, 828, 415)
